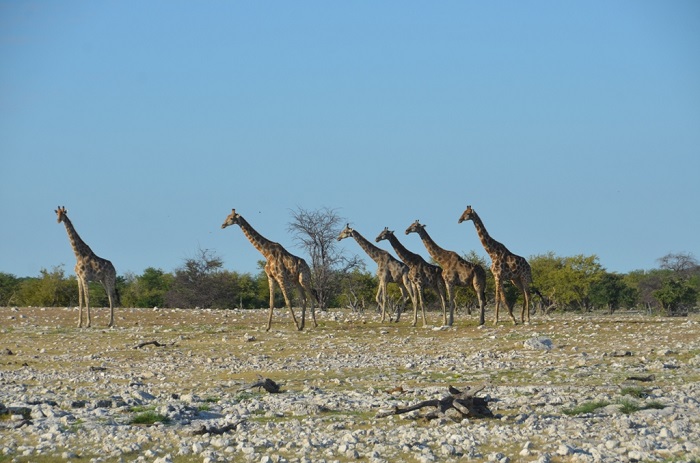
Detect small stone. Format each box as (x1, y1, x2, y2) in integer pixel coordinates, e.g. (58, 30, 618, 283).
(132, 390, 156, 401)
(524, 337, 553, 350)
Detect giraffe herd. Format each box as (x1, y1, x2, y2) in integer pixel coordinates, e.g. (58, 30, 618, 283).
(55, 205, 533, 331)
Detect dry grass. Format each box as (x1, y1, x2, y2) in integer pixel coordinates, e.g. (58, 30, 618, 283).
(1, 306, 699, 463)
(2, 306, 698, 394)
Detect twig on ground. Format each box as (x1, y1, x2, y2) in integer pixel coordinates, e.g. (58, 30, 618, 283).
(376, 384, 492, 420)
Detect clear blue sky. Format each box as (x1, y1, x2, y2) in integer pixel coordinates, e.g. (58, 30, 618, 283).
(1, 1, 699, 279)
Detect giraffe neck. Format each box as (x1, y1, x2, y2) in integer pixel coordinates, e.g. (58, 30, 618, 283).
(61, 217, 94, 260)
(236, 216, 276, 258)
(351, 230, 386, 264)
(415, 228, 449, 263)
(469, 211, 504, 258)
(385, 234, 420, 265)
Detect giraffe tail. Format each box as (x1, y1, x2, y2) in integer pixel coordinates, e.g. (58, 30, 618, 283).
(114, 286, 121, 306)
(311, 288, 320, 304)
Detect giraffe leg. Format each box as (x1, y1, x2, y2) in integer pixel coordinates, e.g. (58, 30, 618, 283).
(444, 282, 454, 327)
(103, 280, 115, 328)
(374, 279, 391, 323)
(475, 282, 486, 326)
(266, 274, 276, 331)
(296, 284, 307, 331)
(279, 282, 300, 331)
(493, 279, 502, 325)
(507, 296, 517, 325)
(514, 280, 531, 323)
(505, 280, 518, 325)
(417, 288, 428, 327)
(410, 284, 420, 327)
(522, 289, 531, 323)
(298, 271, 316, 328)
(405, 278, 416, 321)
(77, 278, 84, 328)
(396, 280, 410, 323)
(84, 282, 91, 328)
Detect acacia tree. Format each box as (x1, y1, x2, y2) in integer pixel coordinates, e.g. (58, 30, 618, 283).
(529, 253, 605, 311)
(16, 265, 75, 307)
(287, 207, 360, 310)
(589, 272, 636, 314)
(657, 252, 698, 276)
(165, 248, 237, 309)
(0, 272, 22, 306)
(653, 252, 699, 315)
(121, 267, 172, 308)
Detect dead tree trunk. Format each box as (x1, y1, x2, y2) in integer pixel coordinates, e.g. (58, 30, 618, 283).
(376, 385, 493, 420)
(238, 376, 282, 393)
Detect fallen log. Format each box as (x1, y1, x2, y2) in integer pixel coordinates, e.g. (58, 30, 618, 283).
(376, 385, 493, 420)
(626, 374, 655, 382)
(239, 376, 282, 394)
(133, 340, 167, 349)
(191, 419, 245, 435)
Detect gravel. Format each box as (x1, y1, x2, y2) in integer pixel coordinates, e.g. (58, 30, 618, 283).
(1, 306, 699, 462)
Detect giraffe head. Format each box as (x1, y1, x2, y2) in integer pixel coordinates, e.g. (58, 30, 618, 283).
(221, 208, 242, 229)
(375, 227, 394, 243)
(55, 206, 68, 223)
(458, 205, 475, 224)
(405, 220, 425, 236)
(337, 223, 354, 241)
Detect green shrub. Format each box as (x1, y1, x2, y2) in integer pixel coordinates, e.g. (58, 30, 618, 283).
(563, 400, 610, 416)
(130, 411, 169, 425)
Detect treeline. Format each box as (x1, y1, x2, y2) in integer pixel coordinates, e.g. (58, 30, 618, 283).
(1, 249, 698, 316)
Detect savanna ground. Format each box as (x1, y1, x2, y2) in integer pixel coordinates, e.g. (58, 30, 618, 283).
(1, 305, 699, 463)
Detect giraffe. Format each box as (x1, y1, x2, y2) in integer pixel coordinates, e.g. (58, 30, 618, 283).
(405, 220, 488, 326)
(221, 209, 316, 331)
(458, 205, 532, 325)
(337, 224, 413, 322)
(55, 206, 118, 328)
(375, 227, 447, 327)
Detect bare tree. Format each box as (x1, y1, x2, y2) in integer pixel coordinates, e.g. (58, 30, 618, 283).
(657, 252, 699, 277)
(287, 207, 360, 310)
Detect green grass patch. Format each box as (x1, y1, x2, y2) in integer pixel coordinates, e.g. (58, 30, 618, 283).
(234, 391, 258, 402)
(642, 400, 666, 411)
(618, 398, 641, 414)
(563, 400, 610, 416)
(129, 410, 170, 425)
(129, 405, 155, 413)
(564, 398, 666, 416)
(620, 386, 649, 398)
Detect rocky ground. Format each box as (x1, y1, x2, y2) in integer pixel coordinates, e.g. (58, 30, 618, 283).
(1, 306, 699, 463)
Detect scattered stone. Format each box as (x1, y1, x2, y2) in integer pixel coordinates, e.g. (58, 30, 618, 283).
(1, 307, 698, 463)
(524, 337, 553, 350)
